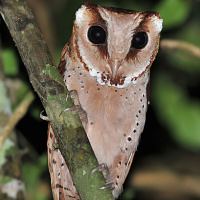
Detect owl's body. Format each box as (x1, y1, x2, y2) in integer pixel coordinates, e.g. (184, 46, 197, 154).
(48, 4, 162, 199)
(62, 44, 149, 196)
(47, 125, 80, 200)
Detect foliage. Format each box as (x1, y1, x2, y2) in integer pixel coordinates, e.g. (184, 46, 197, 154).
(22, 155, 50, 200)
(2, 49, 19, 76)
(0, 0, 199, 199)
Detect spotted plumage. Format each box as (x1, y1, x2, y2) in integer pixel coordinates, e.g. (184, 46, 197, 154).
(49, 4, 162, 199)
(47, 125, 80, 200)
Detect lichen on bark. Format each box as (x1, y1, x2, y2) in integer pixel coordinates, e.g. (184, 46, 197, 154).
(0, 0, 113, 199)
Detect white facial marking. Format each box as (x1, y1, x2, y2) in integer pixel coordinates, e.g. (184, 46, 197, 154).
(152, 17, 163, 32)
(75, 6, 87, 25)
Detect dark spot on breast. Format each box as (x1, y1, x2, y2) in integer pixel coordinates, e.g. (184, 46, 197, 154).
(127, 137, 132, 141)
(138, 110, 141, 113)
(90, 122, 94, 125)
(56, 184, 63, 188)
(136, 122, 139, 126)
(52, 159, 56, 164)
(136, 114, 139, 118)
(117, 175, 120, 179)
(48, 148, 52, 154)
(133, 129, 136, 133)
(68, 75, 71, 78)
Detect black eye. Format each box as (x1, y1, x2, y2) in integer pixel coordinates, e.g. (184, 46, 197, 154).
(87, 26, 106, 44)
(131, 32, 148, 49)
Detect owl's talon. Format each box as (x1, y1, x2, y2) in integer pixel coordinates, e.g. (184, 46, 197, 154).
(40, 110, 50, 121)
(59, 105, 81, 117)
(99, 181, 115, 190)
(65, 90, 74, 102)
(91, 163, 108, 174)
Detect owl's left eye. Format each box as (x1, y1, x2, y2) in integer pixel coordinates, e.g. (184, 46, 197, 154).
(87, 26, 107, 45)
(131, 32, 148, 49)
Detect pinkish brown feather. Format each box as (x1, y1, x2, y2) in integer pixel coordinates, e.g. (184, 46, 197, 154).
(47, 125, 80, 200)
(57, 4, 162, 198)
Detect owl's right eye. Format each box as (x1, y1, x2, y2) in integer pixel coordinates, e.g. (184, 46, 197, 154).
(87, 26, 107, 45)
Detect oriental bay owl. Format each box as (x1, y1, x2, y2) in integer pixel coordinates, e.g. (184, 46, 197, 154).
(48, 4, 162, 199)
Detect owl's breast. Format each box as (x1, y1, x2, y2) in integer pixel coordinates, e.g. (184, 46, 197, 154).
(64, 66, 148, 165)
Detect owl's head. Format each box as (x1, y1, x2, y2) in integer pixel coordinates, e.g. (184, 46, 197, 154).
(71, 4, 162, 88)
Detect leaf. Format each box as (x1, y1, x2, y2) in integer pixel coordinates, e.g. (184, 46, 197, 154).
(2, 49, 19, 76)
(0, 139, 14, 167)
(155, 0, 191, 29)
(0, 81, 12, 115)
(22, 155, 48, 200)
(152, 73, 200, 151)
(165, 21, 200, 73)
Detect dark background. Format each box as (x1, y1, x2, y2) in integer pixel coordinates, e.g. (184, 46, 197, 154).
(0, 0, 200, 199)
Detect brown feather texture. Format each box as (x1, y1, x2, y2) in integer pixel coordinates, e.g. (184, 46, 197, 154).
(47, 125, 80, 200)
(57, 4, 162, 198)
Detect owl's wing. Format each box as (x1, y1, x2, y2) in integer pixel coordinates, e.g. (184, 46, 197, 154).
(58, 43, 69, 76)
(47, 124, 80, 200)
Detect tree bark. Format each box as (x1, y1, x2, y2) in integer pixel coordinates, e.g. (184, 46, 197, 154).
(0, 0, 113, 200)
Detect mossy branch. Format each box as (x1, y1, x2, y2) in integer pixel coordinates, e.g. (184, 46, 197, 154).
(0, 1, 113, 199)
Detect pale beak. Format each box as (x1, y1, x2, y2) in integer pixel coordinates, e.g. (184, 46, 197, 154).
(110, 59, 122, 79)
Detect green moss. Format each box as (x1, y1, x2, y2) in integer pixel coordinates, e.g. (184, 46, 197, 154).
(153, 73, 200, 150)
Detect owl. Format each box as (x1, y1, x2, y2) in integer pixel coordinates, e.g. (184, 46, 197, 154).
(48, 4, 162, 199)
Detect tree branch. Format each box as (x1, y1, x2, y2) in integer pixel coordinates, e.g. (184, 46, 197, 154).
(0, 92, 34, 146)
(0, 1, 113, 200)
(160, 39, 200, 58)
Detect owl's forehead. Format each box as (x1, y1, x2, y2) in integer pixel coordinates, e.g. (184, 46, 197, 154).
(76, 5, 142, 28)
(75, 5, 162, 33)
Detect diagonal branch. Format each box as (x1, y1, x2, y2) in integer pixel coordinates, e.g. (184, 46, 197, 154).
(0, 1, 113, 199)
(0, 92, 34, 146)
(161, 39, 200, 58)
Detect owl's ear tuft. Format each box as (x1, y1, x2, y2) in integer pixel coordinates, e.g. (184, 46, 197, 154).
(75, 5, 88, 25)
(151, 15, 163, 33)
